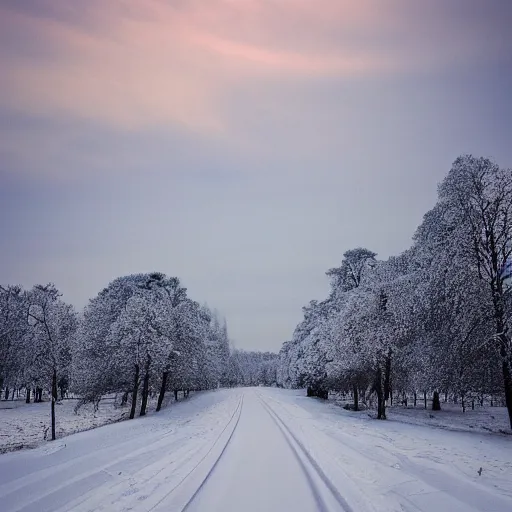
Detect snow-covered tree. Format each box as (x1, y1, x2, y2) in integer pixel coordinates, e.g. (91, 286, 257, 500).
(74, 273, 232, 418)
(276, 156, 512, 425)
(0, 285, 27, 399)
(227, 350, 278, 387)
(73, 274, 148, 405)
(26, 284, 77, 440)
(326, 247, 377, 408)
(415, 156, 512, 423)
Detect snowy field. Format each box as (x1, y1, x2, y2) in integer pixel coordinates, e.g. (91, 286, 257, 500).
(0, 393, 186, 454)
(385, 403, 511, 434)
(0, 398, 127, 453)
(329, 394, 512, 435)
(0, 387, 511, 512)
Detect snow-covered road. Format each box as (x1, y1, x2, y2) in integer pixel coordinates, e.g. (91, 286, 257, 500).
(185, 389, 348, 512)
(0, 388, 511, 512)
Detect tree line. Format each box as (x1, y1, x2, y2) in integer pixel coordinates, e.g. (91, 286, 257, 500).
(0, 272, 275, 440)
(276, 155, 512, 429)
(226, 350, 278, 387)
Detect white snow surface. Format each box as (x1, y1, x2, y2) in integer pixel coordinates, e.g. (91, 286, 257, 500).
(329, 393, 511, 435)
(0, 387, 511, 512)
(0, 397, 128, 453)
(0, 393, 187, 453)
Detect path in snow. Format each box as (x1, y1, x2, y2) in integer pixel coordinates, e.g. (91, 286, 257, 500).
(184, 389, 347, 512)
(0, 389, 243, 512)
(0, 387, 511, 512)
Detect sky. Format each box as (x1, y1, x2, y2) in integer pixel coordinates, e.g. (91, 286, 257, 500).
(1, 0, 511, 351)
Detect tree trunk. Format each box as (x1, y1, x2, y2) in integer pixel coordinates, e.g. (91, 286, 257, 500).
(4, 387, 9, 400)
(414, 392, 417, 407)
(353, 384, 359, 411)
(376, 366, 386, 420)
(384, 348, 392, 403)
(490, 267, 512, 428)
(51, 368, 57, 441)
(26, 388, 31, 404)
(432, 391, 441, 411)
(156, 371, 168, 412)
(10, 388, 15, 400)
(139, 358, 151, 417)
(444, 391, 448, 403)
(499, 338, 512, 429)
(472, 399, 475, 410)
(174, 389, 178, 401)
(129, 364, 140, 420)
(462, 395, 466, 413)
(423, 391, 427, 409)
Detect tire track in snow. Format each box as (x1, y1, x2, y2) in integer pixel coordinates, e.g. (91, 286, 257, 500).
(1, 392, 241, 512)
(0, 432, 188, 512)
(50, 436, 207, 512)
(261, 393, 390, 512)
(51, 392, 244, 512)
(257, 392, 353, 512)
(0, 400, 204, 497)
(148, 392, 244, 512)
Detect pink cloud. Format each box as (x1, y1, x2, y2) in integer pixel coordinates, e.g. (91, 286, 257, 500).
(0, 0, 503, 131)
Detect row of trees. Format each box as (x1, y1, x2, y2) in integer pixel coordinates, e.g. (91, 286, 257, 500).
(0, 273, 233, 440)
(226, 350, 278, 387)
(277, 155, 512, 428)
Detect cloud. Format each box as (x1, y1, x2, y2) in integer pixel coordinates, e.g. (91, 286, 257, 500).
(1, 2, 511, 351)
(3, 0, 507, 133)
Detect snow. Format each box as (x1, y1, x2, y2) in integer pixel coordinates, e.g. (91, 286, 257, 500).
(260, 389, 512, 511)
(384, 402, 511, 435)
(329, 394, 512, 435)
(184, 390, 337, 512)
(0, 398, 127, 453)
(1, 388, 511, 512)
(0, 392, 198, 454)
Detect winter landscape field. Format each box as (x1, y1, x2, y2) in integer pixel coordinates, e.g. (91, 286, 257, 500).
(2, 1, 512, 511)
(1, 388, 511, 512)
(0, 393, 187, 453)
(2, 154, 512, 512)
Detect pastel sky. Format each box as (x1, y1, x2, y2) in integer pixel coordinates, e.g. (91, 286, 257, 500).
(1, 0, 511, 351)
